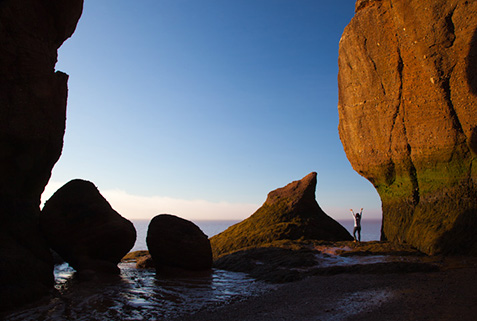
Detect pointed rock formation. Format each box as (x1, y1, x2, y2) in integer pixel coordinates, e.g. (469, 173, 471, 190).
(210, 173, 353, 258)
(146, 214, 213, 271)
(338, 0, 477, 254)
(40, 180, 136, 274)
(0, 0, 83, 311)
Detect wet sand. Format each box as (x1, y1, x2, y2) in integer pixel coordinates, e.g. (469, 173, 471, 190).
(169, 258, 477, 321)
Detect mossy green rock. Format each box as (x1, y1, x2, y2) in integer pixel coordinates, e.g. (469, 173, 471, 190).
(210, 173, 353, 259)
(338, 0, 477, 255)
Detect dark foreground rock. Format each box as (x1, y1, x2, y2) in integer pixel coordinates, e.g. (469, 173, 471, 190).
(210, 172, 353, 258)
(214, 241, 437, 283)
(338, 0, 477, 255)
(40, 179, 136, 274)
(214, 247, 320, 283)
(0, 0, 83, 311)
(147, 214, 213, 271)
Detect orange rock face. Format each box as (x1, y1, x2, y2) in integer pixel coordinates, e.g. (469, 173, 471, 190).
(338, 0, 477, 254)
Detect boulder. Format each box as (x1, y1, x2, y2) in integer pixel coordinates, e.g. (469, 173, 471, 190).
(338, 0, 477, 254)
(210, 172, 353, 259)
(40, 179, 136, 274)
(0, 0, 83, 311)
(146, 214, 213, 271)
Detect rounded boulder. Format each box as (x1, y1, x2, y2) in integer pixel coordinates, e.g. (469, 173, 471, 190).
(146, 214, 212, 271)
(40, 179, 136, 274)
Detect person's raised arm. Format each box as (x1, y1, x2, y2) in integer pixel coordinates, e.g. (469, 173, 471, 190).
(360, 208, 363, 216)
(350, 209, 355, 217)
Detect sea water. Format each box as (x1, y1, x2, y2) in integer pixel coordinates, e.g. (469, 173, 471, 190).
(5, 264, 271, 321)
(130, 218, 382, 252)
(130, 219, 242, 252)
(339, 219, 382, 242)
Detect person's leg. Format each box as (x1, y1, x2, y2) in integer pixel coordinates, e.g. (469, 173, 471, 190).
(353, 227, 357, 241)
(357, 227, 361, 242)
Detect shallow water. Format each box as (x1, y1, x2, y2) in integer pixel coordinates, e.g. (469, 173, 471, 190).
(5, 263, 273, 321)
(4, 218, 392, 320)
(314, 246, 424, 269)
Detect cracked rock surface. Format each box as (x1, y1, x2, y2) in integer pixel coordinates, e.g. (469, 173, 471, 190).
(338, 0, 477, 255)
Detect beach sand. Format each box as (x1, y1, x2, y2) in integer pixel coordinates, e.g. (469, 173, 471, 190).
(169, 258, 477, 321)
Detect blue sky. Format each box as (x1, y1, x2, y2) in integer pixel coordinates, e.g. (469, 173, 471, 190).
(46, 0, 382, 221)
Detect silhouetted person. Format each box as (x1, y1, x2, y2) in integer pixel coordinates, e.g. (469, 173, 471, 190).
(350, 208, 363, 242)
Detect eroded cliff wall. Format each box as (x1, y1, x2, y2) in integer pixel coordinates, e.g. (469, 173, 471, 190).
(338, 0, 477, 254)
(0, 0, 83, 310)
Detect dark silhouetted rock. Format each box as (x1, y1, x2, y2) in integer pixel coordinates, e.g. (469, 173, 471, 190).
(146, 214, 213, 271)
(0, 0, 83, 311)
(338, 0, 477, 254)
(213, 241, 436, 283)
(210, 173, 353, 259)
(214, 247, 319, 283)
(40, 179, 136, 274)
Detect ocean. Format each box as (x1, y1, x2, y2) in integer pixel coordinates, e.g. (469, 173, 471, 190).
(130, 219, 242, 252)
(130, 218, 382, 252)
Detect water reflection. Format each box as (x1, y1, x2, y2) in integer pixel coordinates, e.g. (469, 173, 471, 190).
(5, 263, 272, 321)
(313, 245, 426, 269)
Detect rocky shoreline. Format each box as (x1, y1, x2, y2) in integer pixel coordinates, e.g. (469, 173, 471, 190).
(167, 258, 477, 321)
(3, 241, 475, 320)
(125, 240, 441, 283)
(129, 240, 477, 320)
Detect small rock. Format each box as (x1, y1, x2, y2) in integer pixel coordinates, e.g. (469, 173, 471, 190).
(136, 254, 155, 269)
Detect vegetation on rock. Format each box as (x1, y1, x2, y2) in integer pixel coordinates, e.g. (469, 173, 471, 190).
(338, 0, 477, 255)
(210, 173, 352, 259)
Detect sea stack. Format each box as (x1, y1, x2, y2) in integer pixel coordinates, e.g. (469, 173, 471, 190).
(0, 0, 84, 310)
(40, 180, 137, 274)
(210, 172, 353, 258)
(338, 0, 477, 254)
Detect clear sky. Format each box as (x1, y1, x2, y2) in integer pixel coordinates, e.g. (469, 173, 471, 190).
(44, 0, 382, 221)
